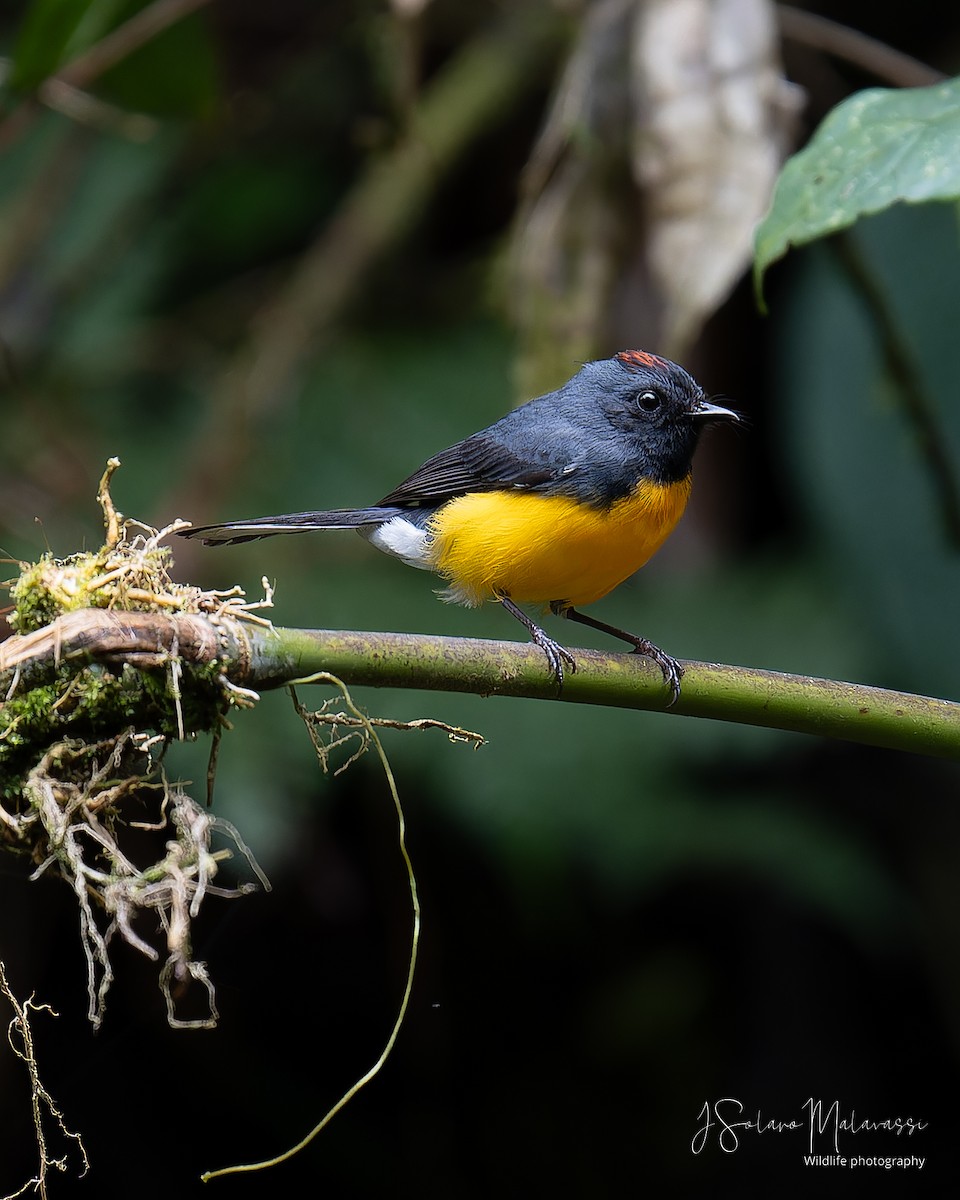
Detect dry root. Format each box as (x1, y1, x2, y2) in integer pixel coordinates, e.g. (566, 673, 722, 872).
(1, 961, 89, 1199)
(1, 460, 270, 1029)
(16, 729, 269, 1030)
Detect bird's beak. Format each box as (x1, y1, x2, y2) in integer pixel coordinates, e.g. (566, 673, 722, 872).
(692, 398, 740, 423)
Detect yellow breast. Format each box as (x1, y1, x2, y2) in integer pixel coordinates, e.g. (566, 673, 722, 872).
(428, 477, 691, 608)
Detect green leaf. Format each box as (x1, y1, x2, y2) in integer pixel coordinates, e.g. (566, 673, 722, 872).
(97, 11, 219, 119)
(754, 76, 960, 299)
(777, 204, 960, 699)
(8, 0, 125, 92)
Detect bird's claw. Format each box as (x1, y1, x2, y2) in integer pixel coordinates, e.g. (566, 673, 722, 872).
(630, 641, 684, 706)
(533, 630, 577, 688)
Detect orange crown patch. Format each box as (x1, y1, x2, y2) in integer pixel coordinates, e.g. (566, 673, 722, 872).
(616, 350, 668, 371)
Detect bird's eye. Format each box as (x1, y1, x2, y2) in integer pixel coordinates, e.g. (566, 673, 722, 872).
(636, 390, 662, 413)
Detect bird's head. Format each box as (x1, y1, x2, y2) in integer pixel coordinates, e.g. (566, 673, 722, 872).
(568, 350, 739, 485)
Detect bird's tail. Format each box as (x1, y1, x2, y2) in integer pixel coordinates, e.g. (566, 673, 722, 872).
(177, 507, 404, 546)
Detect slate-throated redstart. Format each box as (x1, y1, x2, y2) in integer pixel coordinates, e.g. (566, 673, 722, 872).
(179, 350, 738, 703)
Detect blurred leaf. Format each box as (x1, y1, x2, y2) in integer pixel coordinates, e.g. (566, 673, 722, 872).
(8, 0, 124, 91)
(96, 1, 218, 118)
(175, 155, 335, 271)
(755, 76, 960, 296)
(0, 124, 180, 363)
(577, 781, 906, 948)
(778, 203, 960, 698)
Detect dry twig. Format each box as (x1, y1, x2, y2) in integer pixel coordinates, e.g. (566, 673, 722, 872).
(0, 960, 88, 1199)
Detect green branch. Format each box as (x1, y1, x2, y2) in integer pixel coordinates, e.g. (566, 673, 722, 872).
(240, 624, 960, 760)
(3, 610, 958, 763)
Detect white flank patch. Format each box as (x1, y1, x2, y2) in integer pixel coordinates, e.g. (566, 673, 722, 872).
(365, 516, 433, 569)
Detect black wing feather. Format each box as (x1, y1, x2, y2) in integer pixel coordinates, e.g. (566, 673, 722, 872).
(377, 433, 559, 508)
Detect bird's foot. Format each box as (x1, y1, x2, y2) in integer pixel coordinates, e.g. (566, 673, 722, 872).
(529, 626, 577, 688)
(553, 603, 684, 706)
(498, 593, 577, 687)
(627, 638, 684, 707)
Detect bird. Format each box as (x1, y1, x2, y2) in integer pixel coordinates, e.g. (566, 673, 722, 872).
(178, 350, 738, 703)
